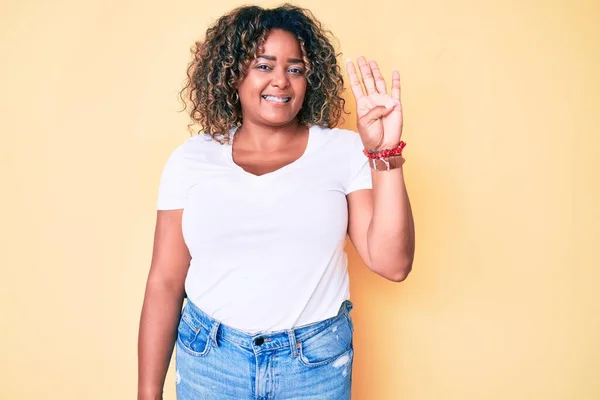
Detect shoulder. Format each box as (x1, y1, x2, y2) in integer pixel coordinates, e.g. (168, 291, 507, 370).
(178, 133, 223, 153)
(312, 125, 363, 146)
(166, 133, 225, 163)
(311, 125, 364, 154)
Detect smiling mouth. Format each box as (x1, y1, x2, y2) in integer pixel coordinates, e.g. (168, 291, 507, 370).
(262, 95, 291, 103)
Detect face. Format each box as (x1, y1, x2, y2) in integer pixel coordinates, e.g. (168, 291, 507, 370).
(237, 29, 307, 127)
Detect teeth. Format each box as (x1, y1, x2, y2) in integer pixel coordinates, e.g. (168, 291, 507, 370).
(263, 95, 290, 103)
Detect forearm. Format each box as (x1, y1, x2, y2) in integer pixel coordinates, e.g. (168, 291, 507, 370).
(138, 278, 186, 400)
(367, 164, 415, 281)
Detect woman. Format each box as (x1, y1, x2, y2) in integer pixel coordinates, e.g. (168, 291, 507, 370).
(138, 4, 415, 399)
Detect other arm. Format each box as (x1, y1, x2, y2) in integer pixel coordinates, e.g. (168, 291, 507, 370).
(138, 209, 190, 400)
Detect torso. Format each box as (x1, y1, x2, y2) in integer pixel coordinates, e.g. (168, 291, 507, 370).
(156, 125, 372, 332)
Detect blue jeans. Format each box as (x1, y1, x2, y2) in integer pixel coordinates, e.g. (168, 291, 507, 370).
(175, 299, 355, 399)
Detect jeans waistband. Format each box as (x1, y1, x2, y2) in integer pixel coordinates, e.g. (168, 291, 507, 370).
(182, 299, 354, 354)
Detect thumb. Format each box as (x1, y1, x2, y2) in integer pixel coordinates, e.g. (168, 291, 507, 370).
(360, 102, 399, 124)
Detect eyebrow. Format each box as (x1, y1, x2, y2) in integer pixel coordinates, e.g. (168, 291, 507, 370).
(257, 55, 305, 64)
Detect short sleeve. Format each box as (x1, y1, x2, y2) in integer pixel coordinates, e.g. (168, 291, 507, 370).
(156, 144, 189, 210)
(344, 134, 373, 194)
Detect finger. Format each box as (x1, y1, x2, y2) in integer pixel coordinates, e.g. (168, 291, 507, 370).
(360, 104, 396, 126)
(346, 58, 365, 100)
(357, 56, 378, 95)
(391, 70, 401, 101)
(369, 60, 387, 94)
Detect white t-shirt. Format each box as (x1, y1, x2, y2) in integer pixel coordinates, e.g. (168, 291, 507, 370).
(157, 125, 372, 334)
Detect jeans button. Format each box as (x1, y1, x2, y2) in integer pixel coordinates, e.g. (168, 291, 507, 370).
(254, 338, 264, 346)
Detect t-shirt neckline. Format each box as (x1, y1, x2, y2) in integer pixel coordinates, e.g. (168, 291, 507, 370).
(223, 125, 316, 179)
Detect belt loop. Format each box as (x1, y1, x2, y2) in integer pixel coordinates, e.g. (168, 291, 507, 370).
(339, 299, 353, 316)
(345, 300, 354, 314)
(210, 321, 221, 347)
(344, 300, 355, 333)
(288, 330, 298, 358)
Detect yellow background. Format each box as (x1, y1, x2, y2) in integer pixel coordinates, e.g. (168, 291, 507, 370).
(1, 0, 598, 399)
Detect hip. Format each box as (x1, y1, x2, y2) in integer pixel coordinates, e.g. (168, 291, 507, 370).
(175, 299, 355, 400)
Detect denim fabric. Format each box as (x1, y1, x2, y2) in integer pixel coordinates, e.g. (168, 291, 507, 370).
(175, 299, 355, 399)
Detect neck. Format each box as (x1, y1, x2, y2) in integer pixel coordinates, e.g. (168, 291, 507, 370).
(235, 119, 306, 152)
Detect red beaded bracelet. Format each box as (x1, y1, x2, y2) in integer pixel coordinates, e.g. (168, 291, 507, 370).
(363, 141, 406, 159)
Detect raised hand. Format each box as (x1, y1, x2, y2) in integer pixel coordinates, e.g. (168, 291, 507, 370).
(346, 57, 403, 151)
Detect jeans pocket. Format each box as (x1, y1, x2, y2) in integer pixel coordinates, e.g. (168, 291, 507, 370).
(298, 315, 353, 367)
(176, 306, 212, 357)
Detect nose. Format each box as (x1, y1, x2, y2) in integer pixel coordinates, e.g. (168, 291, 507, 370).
(270, 67, 289, 89)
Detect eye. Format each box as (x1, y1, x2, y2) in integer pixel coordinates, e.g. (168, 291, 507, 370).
(288, 67, 304, 75)
(256, 64, 272, 71)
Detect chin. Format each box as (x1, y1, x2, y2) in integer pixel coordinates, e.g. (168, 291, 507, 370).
(260, 113, 299, 127)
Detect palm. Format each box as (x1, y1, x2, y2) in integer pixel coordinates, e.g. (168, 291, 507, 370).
(347, 57, 403, 150)
(355, 93, 402, 147)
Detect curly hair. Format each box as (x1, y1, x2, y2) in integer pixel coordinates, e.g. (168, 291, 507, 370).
(179, 4, 346, 144)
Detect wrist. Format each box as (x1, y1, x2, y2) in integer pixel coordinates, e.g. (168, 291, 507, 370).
(364, 142, 401, 152)
(368, 155, 405, 171)
(363, 141, 406, 171)
(363, 141, 406, 159)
